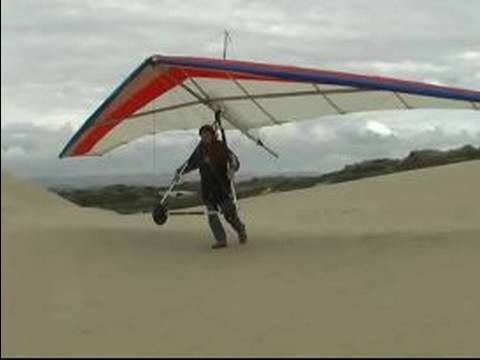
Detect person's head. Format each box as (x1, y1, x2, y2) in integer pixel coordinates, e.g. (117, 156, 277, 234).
(199, 124, 216, 145)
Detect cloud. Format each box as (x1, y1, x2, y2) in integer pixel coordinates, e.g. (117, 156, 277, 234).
(1, 146, 27, 158)
(454, 51, 480, 62)
(3, 2, 479, 116)
(365, 121, 395, 137)
(4, 110, 479, 181)
(345, 61, 449, 76)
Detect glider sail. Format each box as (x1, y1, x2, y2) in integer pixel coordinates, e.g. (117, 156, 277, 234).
(59, 55, 480, 158)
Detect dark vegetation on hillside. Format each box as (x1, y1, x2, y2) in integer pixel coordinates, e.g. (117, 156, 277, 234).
(52, 144, 480, 214)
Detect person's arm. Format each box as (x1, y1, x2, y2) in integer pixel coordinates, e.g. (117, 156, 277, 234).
(176, 144, 201, 176)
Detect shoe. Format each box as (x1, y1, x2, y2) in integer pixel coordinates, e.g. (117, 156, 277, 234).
(238, 228, 248, 244)
(211, 242, 227, 249)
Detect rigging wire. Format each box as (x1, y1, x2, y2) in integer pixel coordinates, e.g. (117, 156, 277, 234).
(224, 30, 283, 175)
(152, 104, 157, 174)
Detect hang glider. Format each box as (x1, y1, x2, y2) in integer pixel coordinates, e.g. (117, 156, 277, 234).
(59, 54, 480, 158)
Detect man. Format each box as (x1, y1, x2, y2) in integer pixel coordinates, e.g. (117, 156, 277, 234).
(176, 121, 247, 249)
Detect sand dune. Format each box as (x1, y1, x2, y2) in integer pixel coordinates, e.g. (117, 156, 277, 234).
(2, 161, 480, 356)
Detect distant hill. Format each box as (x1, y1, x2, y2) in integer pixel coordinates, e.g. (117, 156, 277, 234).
(317, 144, 480, 184)
(51, 144, 480, 214)
(33, 173, 177, 189)
(33, 171, 255, 189)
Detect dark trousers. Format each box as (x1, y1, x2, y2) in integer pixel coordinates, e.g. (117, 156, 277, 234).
(205, 198, 245, 244)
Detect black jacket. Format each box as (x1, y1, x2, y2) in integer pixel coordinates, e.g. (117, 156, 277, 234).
(182, 142, 239, 204)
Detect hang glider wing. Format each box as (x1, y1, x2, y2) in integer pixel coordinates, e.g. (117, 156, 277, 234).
(59, 55, 480, 158)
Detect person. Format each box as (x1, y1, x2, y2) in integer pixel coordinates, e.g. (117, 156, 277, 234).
(176, 121, 247, 249)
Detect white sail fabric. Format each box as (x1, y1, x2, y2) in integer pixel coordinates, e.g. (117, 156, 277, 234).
(59, 55, 480, 158)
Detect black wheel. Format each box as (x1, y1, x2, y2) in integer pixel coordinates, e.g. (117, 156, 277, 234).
(152, 203, 168, 225)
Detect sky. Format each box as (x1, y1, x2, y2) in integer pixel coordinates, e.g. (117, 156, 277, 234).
(1, 0, 479, 183)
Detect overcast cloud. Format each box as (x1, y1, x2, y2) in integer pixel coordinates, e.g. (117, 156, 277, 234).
(1, 0, 479, 182)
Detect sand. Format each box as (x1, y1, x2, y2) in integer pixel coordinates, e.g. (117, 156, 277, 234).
(2, 161, 480, 356)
